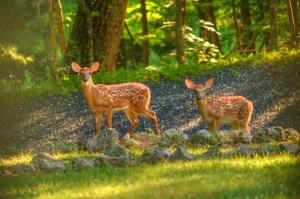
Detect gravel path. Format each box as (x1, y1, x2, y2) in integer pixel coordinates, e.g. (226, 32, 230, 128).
(0, 63, 299, 156)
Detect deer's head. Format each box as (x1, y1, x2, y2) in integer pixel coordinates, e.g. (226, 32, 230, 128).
(185, 78, 214, 100)
(71, 62, 100, 82)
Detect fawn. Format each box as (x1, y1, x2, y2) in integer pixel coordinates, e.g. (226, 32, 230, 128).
(185, 78, 253, 133)
(71, 62, 160, 138)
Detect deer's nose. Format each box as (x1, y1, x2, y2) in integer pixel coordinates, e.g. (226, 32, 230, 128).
(81, 73, 90, 82)
(196, 92, 203, 100)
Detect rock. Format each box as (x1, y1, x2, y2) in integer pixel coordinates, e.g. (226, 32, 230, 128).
(78, 128, 119, 152)
(72, 158, 95, 171)
(160, 128, 189, 147)
(189, 129, 217, 145)
(236, 144, 255, 156)
(121, 134, 141, 148)
(142, 147, 172, 163)
(94, 155, 139, 167)
(133, 132, 161, 147)
(199, 146, 222, 159)
(32, 153, 66, 173)
(252, 129, 273, 143)
(252, 126, 285, 143)
(223, 130, 252, 144)
(279, 143, 300, 155)
(257, 143, 281, 155)
(283, 128, 299, 141)
(170, 146, 194, 161)
(121, 132, 160, 149)
(15, 163, 35, 174)
(214, 131, 233, 145)
(104, 144, 130, 157)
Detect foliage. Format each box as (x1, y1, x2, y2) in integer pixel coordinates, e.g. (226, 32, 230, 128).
(0, 0, 299, 101)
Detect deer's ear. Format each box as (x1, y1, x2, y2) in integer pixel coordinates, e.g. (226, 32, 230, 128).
(90, 62, 100, 73)
(205, 78, 214, 89)
(71, 62, 81, 72)
(185, 79, 195, 89)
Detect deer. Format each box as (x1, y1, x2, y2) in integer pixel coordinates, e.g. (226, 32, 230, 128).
(185, 78, 253, 133)
(71, 62, 161, 138)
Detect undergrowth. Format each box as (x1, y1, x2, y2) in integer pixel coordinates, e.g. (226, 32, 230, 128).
(1, 49, 299, 105)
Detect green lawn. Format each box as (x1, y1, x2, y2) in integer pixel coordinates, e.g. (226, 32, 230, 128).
(0, 151, 299, 199)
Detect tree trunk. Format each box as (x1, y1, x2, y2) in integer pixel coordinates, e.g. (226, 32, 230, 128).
(286, 0, 298, 48)
(204, 0, 222, 52)
(48, 0, 57, 79)
(269, 0, 278, 50)
(78, 0, 93, 65)
(65, 0, 129, 71)
(124, 22, 136, 70)
(117, 33, 127, 69)
(35, 0, 51, 67)
(231, 0, 242, 53)
(93, 0, 129, 71)
(55, 0, 67, 56)
(140, 0, 149, 67)
(176, 0, 185, 66)
(240, 0, 255, 52)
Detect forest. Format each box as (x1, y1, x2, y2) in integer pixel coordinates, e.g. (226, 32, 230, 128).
(0, 0, 299, 199)
(0, 0, 298, 97)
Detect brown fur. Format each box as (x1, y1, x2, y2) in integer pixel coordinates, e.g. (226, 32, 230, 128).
(185, 78, 253, 133)
(71, 62, 160, 138)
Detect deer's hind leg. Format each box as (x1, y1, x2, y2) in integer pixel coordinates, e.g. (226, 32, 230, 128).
(142, 110, 161, 136)
(125, 108, 139, 138)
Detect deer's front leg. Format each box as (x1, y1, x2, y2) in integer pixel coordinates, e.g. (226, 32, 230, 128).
(95, 113, 102, 135)
(105, 109, 113, 128)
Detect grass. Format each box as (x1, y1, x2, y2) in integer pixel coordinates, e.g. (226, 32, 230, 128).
(0, 149, 299, 199)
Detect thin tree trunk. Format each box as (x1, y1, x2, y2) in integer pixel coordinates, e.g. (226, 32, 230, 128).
(78, 0, 93, 65)
(55, 0, 67, 56)
(269, 0, 278, 50)
(231, 0, 242, 53)
(204, 0, 222, 52)
(241, 0, 255, 52)
(117, 33, 127, 69)
(176, 0, 185, 66)
(48, 0, 57, 79)
(286, 0, 298, 48)
(35, 0, 51, 67)
(140, 0, 149, 67)
(125, 22, 136, 70)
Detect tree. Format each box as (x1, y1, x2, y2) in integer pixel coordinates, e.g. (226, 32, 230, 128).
(175, 0, 185, 66)
(140, 0, 149, 67)
(55, 0, 67, 56)
(66, 0, 129, 71)
(231, 0, 242, 53)
(48, 0, 58, 79)
(196, 0, 222, 52)
(285, 0, 298, 48)
(269, 0, 278, 50)
(240, 0, 256, 53)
